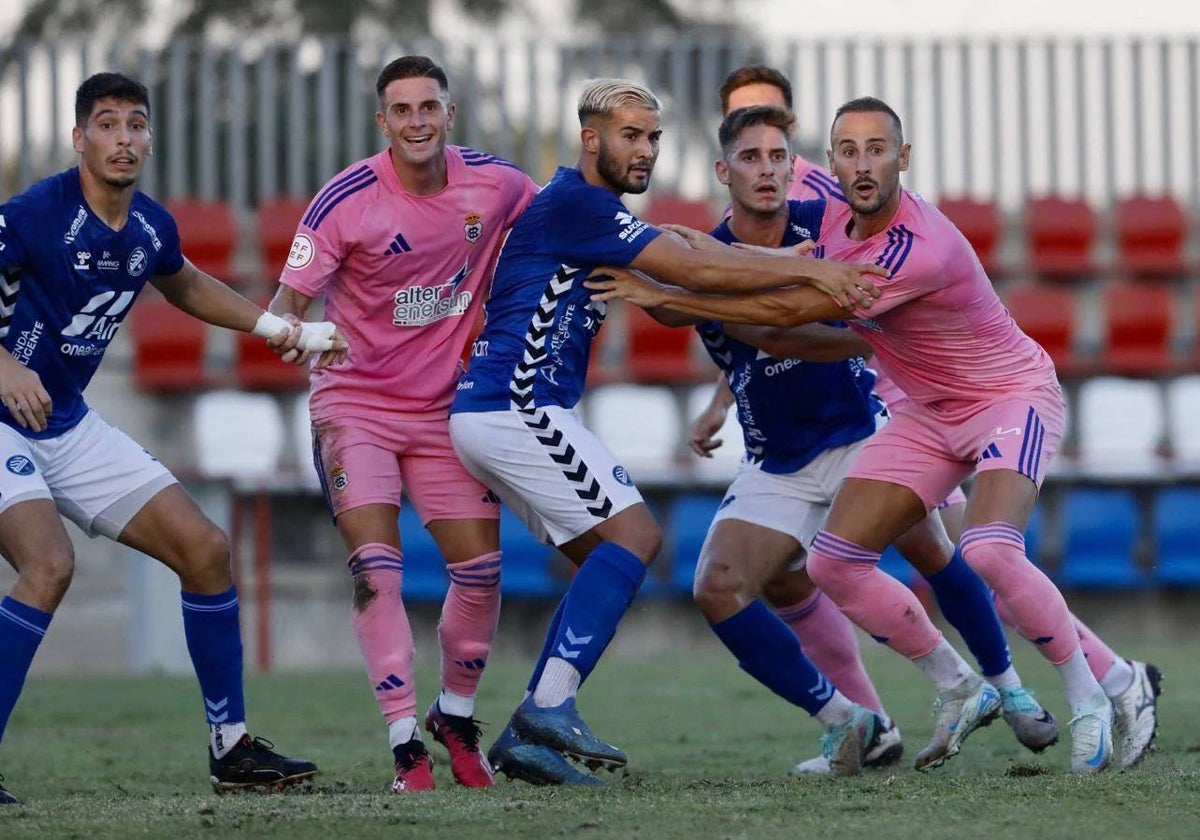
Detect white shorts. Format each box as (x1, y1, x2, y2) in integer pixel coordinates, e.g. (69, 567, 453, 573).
(709, 434, 871, 570)
(449, 406, 644, 546)
(0, 409, 177, 539)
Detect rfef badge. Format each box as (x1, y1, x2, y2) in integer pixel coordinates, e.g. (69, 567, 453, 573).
(464, 213, 483, 243)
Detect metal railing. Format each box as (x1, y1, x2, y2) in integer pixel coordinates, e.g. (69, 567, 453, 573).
(2, 35, 1198, 213)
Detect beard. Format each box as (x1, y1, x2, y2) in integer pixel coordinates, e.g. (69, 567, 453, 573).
(102, 172, 137, 189)
(597, 140, 652, 195)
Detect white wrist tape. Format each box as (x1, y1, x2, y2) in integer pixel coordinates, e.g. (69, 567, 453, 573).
(252, 312, 338, 352)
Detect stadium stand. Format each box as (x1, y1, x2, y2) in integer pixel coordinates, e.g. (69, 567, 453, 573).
(938, 196, 1004, 276)
(1153, 487, 1200, 586)
(586, 383, 682, 481)
(1165, 376, 1200, 466)
(667, 493, 722, 593)
(1075, 377, 1165, 475)
(165, 199, 239, 283)
(1001, 282, 1081, 375)
(256, 198, 310, 281)
(193, 389, 285, 478)
(640, 194, 718, 231)
(233, 297, 311, 390)
(1026, 195, 1097, 279)
(1114, 195, 1189, 278)
(128, 292, 210, 391)
(1099, 279, 1175, 375)
(624, 304, 709, 383)
(1057, 487, 1147, 589)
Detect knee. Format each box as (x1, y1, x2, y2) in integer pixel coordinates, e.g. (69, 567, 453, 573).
(26, 549, 76, 600)
(761, 567, 815, 609)
(181, 525, 232, 585)
(692, 554, 746, 618)
(959, 529, 1024, 578)
(626, 522, 662, 565)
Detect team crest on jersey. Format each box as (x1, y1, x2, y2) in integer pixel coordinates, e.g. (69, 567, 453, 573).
(5, 455, 35, 476)
(330, 463, 349, 492)
(612, 465, 634, 487)
(464, 213, 483, 244)
(287, 233, 315, 269)
(127, 247, 148, 277)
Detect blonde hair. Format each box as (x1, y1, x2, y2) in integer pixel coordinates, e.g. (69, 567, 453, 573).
(577, 78, 661, 125)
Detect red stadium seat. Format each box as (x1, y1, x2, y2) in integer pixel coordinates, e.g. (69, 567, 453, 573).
(1001, 282, 1081, 375)
(166, 199, 239, 283)
(257, 198, 310, 280)
(938, 197, 1004, 276)
(640, 195, 718, 231)
(233, 297, 310, 391)
(1114, 195, 1188, 278)
(624, 304, 708, 383)
(1025, 196, 1097, 279)
(128, 293, 210, 391)
(1100, 279, 1175, 375)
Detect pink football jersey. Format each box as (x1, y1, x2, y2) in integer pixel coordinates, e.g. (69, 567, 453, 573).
(788, 156, 842, 203)
(279, 146, 538, 421)
(818, 191, 1058, 420)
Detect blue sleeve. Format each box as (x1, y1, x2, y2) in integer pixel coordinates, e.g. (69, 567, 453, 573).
(155, 212, 186, 276)
(0, 198, 32, 273)
(546, 185, 661, 267)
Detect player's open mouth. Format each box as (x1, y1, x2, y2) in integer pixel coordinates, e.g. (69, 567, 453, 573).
(404, 135, 434, 145)
(754, 183, 778, 194)
(854, 180, 877, 196)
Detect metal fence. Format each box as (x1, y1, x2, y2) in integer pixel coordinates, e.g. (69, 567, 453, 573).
(2, 35, 1199, 214)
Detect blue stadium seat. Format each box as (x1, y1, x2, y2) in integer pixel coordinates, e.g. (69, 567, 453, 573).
(1057, 489, 1147, 589)
(1153, 487, 1200, 587)
(497, 507, 561, 598)
(398, 505, 449, 601)
(668, 494, 722, 594)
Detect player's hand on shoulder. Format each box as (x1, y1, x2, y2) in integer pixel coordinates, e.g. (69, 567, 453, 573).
(806, 259, 886, 311)
(0, 363, 52, 433)
(660, 224, 725, 252)
(585, 267, 667, 309)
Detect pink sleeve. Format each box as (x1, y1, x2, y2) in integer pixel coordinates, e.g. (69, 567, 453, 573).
(277, 211, 348, 298)
(504, 171, 539, 227)
(851, 238, 946, 318)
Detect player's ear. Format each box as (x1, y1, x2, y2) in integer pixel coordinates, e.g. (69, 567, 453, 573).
(785, 153, 796, 183)
(825, 148, 835, 173)
(444, 101, 456, 133)
(71, 124, 84, 154)
(375, 110, 388, 137)
(898, 142, 911, 172)
(580, 125, 600, 154)
(714, 157, 730, 186)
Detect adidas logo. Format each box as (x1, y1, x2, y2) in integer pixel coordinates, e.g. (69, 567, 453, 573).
(375, 673, 406, 692)
(979, 442, 1002, 461)
(383, 232, 412, 255)
(454, 658, 487, 670)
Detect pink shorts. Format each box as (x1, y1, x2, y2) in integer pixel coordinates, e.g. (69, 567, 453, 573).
(848, 387, 1065, 511)
(937, 485, 968, 510)
(312, 410, 500, 524)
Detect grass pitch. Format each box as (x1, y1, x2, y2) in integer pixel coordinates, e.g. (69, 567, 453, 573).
(1, 634, 1198, 839)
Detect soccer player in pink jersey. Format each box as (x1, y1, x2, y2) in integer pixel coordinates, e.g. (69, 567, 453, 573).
(589, 96, 1117, 774)
(268, 56, 539, 792)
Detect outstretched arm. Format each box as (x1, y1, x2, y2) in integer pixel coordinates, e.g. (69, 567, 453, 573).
(152, 260, 347, 364)
(722, 322, 873, 361)
(587, 267, 848, 328)
(630, 230, 884, 310)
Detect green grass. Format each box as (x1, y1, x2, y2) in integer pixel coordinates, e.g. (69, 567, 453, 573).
(2, 637, 1198, 839)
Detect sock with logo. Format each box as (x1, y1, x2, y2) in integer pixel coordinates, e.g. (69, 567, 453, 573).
(775, 590, 887, 718)
(181, 586, 248, 758)
(529, 542, 646, 707)
(438, 551, 502, 714)
(349, 543, 416, 724)
(924, 547, 1013, 677)
(0, 596, 52, 744)
(712, 599, 842, 718)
